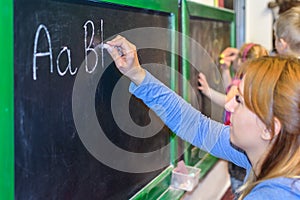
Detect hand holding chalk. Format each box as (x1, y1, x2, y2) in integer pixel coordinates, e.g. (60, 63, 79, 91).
(219, 47, 239, 69)
(105, 35, 146, 85)
(102, 44, 122, 56)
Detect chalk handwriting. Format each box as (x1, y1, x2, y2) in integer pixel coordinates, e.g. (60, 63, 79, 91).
(32, 19, 104, 80)
(33, 24, 53, 80)
(101, 19, 104, 68)
(83, 20, 98, 73)
(56, 47, 77, 76)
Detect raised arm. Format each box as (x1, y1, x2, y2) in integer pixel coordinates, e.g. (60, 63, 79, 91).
(198, 72, 227, 107)
(105, 36, 250, 170)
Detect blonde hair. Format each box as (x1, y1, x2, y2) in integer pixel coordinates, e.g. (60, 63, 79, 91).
(238, 43, 269, 62)
(274, 6, 300, 55)
(237, 56, 300, 199)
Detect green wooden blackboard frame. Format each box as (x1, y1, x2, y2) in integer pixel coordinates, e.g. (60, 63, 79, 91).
(181, 0, 236, 168)
(0, 0, 236, 199)
(0, 0, 14, 199)
(0, 0, 179, 199)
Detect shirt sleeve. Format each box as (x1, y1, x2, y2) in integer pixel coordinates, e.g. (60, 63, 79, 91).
(244, 178, 300, 200)
(129, 70, 251, 170)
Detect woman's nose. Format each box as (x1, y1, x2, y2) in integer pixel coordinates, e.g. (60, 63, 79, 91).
(225, 96, 236, 113)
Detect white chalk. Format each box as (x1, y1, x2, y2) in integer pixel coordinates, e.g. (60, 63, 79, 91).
(95, 43, 110, 50)
(102, 44, 110, 49)
(96, 43, 123, 56)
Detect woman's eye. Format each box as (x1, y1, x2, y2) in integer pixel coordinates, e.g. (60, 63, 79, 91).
(235, 95, 242, 103)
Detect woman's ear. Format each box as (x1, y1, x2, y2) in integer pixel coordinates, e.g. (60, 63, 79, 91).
(261, 128, 272, 141)
(261, 117, 282, 141)
(273, 117, 282, 137)
(278, 38, 289, 51)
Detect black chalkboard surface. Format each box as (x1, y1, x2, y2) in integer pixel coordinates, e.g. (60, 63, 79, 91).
(14, 0, 175, 199)
(189, 17, 230, 122)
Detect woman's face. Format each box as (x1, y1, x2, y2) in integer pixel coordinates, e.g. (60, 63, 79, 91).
(225, 77, 267, 152)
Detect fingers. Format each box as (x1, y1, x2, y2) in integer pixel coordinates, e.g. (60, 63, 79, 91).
(220, 47, 239, 57)
(198, 73, 209, 93)
(105, 35, 138, 69)
(219, 47, 238, 68)
(106, 35, 136, 57)
(198, 86, 204, 91)
(219, 58, 231, 69)
(198, 73, 207, 84)
(105, 43, 125, 67)
(104, 35, 145, 85)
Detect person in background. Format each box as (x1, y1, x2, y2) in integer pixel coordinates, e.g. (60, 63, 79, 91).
(105, 35, 300, 200)
(268, 1, 300, 54)
(198, 43, 269, 124)
(271, 0, 300, 14)
(274, 6, 300, 57)
(197, 43, 269, 199)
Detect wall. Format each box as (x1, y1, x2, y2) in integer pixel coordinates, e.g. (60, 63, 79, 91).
(245, 0, 273, 50)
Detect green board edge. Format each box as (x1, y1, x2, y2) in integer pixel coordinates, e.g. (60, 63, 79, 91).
(0, 0, 14, 199)
(8, 0, 178, 199)
(185, 1, 236, 49)
(129, 165, 174, 200)
(130, 154, 218, 200)
(98, 0, 178, 13)
(187, 1, 235, 21)
(181, 0, 192, 165)
(2, 0, 225, 199)
(169, 11, 179, 166)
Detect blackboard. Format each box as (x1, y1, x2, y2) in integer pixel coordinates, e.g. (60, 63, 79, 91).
(183, 2, 235, 123)
(180, 1, 235, 165)
(189, 16, 231, 122)
(14, 0, 176, 199)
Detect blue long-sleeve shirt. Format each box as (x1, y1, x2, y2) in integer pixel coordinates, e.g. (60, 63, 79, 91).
(129, 70, 300, 199)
